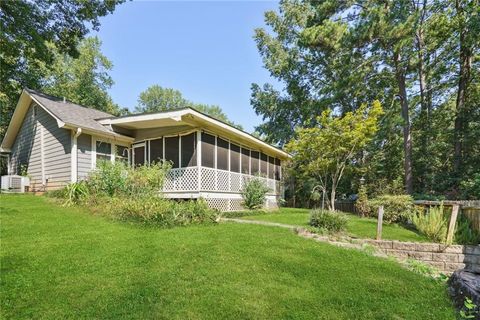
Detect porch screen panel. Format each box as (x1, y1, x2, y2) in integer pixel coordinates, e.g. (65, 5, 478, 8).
(274, 158, 281, 180)
(181, 133, 196, 167)
(268, 156, 275, 179)
(241, 148, 250, 175)
(251, 151, 259, 174)
(165, 136, 179, 168)
(217, 138, 229, 171)
(150, 138, 163, 164)
(260, 153, 268, 176)
(230, 143, 240, 173)
(201, 133, 215, 168)
(133, 146, 145, 167)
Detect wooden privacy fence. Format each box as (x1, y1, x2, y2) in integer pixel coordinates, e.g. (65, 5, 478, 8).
(334, 200, 357, 214)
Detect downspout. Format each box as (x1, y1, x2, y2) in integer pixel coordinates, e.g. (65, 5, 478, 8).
(71, 128, 82, 183)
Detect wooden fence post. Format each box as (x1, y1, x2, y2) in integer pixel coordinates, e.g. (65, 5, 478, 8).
(376, 206, 384, 240)
(446, 204, 460, 245)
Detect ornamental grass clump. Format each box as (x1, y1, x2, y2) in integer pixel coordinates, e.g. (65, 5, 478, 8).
(412, 204, 448, 243)
(309, 209, 347, 233)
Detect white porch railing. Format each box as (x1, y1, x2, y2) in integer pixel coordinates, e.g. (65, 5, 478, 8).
(163, 166, 279, 195)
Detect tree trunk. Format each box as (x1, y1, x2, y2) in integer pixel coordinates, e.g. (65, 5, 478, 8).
(416, 24, 432, 191)
(453, 0, 472, 179)
(394, 52, 414, 194)
(330, 188, 335, 211)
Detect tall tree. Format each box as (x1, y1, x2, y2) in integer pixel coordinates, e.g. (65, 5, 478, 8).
(41, 37, 120, 115)
(253, 0, 479, 198)
(0, 0, 124, 138)
(135, 85, 243, 130)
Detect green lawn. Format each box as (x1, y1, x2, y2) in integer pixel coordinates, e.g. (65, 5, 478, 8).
(1, 195, 454, 319)
(241, 208, 430, 242)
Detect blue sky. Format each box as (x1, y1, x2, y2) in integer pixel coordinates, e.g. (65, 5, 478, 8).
(93, 1, 280, 133)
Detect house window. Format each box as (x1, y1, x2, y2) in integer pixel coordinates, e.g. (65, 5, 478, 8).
(96, 141, 111, 162)
(241, 147, 250, 175)
(260, 153, 268, 176)
(115, 145, 129, 163)
(150, 138, 163, 164)
(268, 156, 275, 179)
(251, 151, 259, 174)
(216, 137, 229, 171)
(230, 143, 240, 173)
(201, 133, 215, 168)
(165, 136, 179, 168)
(181, 133, 196, 167)
(274, 158, 281, 181)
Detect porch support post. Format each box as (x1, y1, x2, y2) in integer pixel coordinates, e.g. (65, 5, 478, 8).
(196, 130, 202, 191)
(70, 128, 81, 182)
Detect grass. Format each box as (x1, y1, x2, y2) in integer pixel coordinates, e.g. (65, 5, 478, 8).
(240, 207, 430, 242)
(1, 195, 454, 319)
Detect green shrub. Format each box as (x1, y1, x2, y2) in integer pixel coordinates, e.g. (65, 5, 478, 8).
(88, 160, 128, 196)
(309, 209, 347, 233)
(412, 204, 448, 243)
(455, 215, 480, 245)
(355, 184, 369, 217)
(63, 181, 89, 206)
(368, 195, 414, 223)
(241, 177, 270, 210)
(88, 160, 170, 197)
(108, 196, 219, 227)
(460, 173, 480, 200)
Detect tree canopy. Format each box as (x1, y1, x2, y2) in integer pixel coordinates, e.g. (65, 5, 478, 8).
(286, 101, 383, 210)
(41, 37, 122, 115)
(253, 0, 480, 199)
(0, 0, 124, 139)
(136, 85, 243, 130)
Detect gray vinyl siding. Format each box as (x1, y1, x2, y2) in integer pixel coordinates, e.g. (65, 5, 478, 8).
(77, 133, 92, 180)
(9, 103, 71, 190)
(10, 105, 40, 183)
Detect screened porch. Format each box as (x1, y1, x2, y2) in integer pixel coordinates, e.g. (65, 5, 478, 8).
(130, 130, 282, 197)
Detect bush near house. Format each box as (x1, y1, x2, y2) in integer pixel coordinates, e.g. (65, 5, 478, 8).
(53, 161, 219, 227)
(367, 195, 414, 223)
(241, 177, 270, 210)
(104, 196, 218, 227)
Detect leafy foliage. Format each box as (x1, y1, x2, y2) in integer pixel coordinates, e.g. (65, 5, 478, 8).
(455, 215, 480, 245)
(107, 196, 219, 227)
(135, 84, 243, 129)
(355, 184, 369, 218)
(241, 178, 270, 210)
(63, 181, 89, 207)
(41, 37, 122, 115)
(286, 101, 383, 210)
(88, 160, 171, 197)
(252, 0, 480, 200)
(309, 209, 347, 233)
(368, 195, 415, 224)
(0, 0, 124, 139)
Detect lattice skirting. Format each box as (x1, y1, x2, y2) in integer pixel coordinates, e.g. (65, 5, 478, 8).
(203, 196, 279, 212)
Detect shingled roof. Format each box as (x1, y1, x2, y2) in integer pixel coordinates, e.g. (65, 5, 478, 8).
(25, 89, 123, 137)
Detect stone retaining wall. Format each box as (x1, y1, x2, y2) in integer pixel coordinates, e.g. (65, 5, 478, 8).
(361, 240, 480, 273)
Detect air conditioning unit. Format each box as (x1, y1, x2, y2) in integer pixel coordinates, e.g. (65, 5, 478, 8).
(1, 175, 30, 192)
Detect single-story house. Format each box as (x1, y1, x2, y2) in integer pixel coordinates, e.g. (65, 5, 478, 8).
(0, 89, 289, 211)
